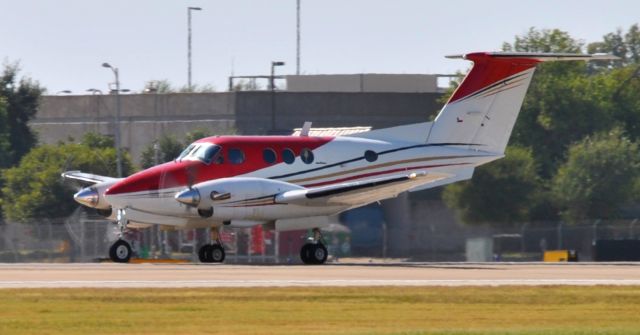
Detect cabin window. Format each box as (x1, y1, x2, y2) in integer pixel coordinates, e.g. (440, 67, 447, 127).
(300, 148, 314, 164)
(282, 148, 295, 164)
(263, 148, 277, 164)
(364, 150, 378, 162)
(228, 148, 245, 164)
(200, 145, 221, 164)
(177, 144, 196, 160)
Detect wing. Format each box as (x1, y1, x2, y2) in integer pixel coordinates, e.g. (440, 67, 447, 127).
(61, 170, 120, 186)
(276, 171, 452, 207)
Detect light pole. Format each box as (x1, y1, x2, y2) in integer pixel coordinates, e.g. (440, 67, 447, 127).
(87, 88, 103, 134)
(188, 6, 203, 92)
(270, 61, 285, 132)
(101, 62, 123, 178)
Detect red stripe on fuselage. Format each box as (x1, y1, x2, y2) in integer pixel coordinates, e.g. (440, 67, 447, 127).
(301, 162, 471, 187)
(105, 135, 334, 195)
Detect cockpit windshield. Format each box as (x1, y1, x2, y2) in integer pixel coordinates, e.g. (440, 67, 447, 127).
(177, 143, 221, 164)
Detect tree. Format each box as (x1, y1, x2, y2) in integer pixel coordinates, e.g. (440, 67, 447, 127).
(0, 98, 11, 167)
(502, 27, 583, 54)
(0, 133, 133, 221)
(551, 128, 640, 223)
(501, 28, 621, 178)
(139, 134, 183, 169)
(139, 128, 235, 169)
(587, 24, 640, 67)
(442, 146, 542, 226)
(0, 62, 44, 168)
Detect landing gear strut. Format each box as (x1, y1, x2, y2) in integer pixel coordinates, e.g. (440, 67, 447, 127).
(300, 228, 328, 265)
(198, 227, 226, 263)
(109, 209, 132, 263)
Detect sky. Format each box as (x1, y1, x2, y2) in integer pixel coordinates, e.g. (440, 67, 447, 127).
(1, 0, 638, 94)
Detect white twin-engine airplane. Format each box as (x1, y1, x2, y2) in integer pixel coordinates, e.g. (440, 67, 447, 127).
(63, 52, 615, 264)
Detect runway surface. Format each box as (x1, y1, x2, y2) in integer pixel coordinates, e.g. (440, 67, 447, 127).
(1, 262, 639, 288)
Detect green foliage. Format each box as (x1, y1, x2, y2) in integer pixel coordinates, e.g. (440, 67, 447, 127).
(184, 128, 214, 144)
(444, 26, 640, 225)
(139, 128, 235, 169)
(0, 134, 133, 221)
(80, 132, 114, 149)
(442, 147, 541, 226)
(0, 62, 44, 168)
(0, 98, 12, 167)
(551, 129, 640, 223)
(587, 24, 640, 67)
(139, 134, 184, 169)
(510, 64, 618, 177)
(502, 27, 583, 53)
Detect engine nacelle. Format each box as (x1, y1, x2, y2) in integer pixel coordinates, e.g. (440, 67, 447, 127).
(176, 177, 307, 221)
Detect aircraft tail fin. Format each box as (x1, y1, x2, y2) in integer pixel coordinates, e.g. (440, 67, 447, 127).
(426, 52, 617, 154)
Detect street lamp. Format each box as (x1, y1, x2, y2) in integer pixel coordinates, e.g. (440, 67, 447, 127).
(102, 62, 123, 178)
(87, 89, 103, 133)
(270, 61, 285, 90)
(188, 6, 203, 92)
(86, 88, 102, 95)
(270, 61, 285, 132)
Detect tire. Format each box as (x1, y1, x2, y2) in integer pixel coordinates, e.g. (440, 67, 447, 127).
(311, 243, 328, 265)
(198, 245, 213, 263)
(211, 244, 225, 263)
(109, 240, 132, 263)
(300, 243, 327, 265)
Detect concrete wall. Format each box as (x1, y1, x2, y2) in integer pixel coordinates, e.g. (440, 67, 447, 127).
(34, 91, 443, 163)
(235, 92, 442, 134)
(34, 93, 236, 163)
(286, 74, 439, 93)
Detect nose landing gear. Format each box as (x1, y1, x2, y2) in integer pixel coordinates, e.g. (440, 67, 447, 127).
(300, 228, 328, 265)
(198, 227, 226, 263)
(109, 209, 132, 263)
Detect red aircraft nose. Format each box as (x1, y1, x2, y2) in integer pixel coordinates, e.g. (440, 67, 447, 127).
(105, 162, 191, 196)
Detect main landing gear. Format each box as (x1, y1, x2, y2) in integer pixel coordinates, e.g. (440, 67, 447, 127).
(198, 227, 226, 263)
(109, 209, 132, 263)
(300, 228, 328, 265)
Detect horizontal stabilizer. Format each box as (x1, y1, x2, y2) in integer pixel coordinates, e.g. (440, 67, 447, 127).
(445, 52, 619, 62)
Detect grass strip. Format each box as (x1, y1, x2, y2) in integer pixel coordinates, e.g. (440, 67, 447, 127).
(0, 286, 639, 334)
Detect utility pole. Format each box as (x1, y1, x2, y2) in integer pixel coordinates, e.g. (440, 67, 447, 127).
(101, 63, 123, 177)
(188, 7, 203, 91)
(296, 0, 301, 75)
(270, 61, 285, 132)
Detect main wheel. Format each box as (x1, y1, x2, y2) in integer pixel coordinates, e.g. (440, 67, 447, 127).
(210, 244, 225, 263)
(311, 243, 328, 265)
(300, 243, 313, 264)
(109, 239, 132, 263)
(198, 244, 213, 263)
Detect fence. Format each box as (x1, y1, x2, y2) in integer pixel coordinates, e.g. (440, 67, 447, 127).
(0, 208, 637, 262)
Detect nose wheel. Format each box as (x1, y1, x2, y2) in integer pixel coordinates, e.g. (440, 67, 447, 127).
(109, 239, 132, 263)
(300, 228, 328, 265)
(198, 227, 226, 263)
